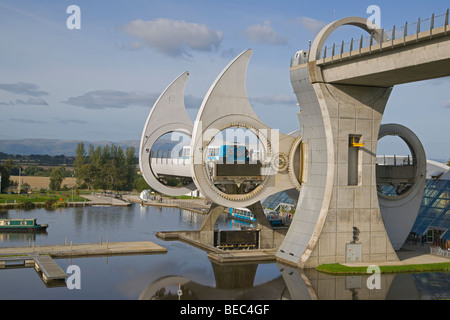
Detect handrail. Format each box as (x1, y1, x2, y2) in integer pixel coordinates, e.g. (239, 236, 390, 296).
(320, 9, 449, 60)
(290, 9, 449, 67)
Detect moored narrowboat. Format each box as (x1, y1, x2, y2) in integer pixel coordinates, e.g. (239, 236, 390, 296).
(0, 219, 48, 232)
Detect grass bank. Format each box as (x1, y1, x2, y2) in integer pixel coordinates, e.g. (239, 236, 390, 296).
(0, 192, 87, 209)
(316, 262, 450, 275)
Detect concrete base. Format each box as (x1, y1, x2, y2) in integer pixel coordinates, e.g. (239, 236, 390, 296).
(156, 229, 283, 264)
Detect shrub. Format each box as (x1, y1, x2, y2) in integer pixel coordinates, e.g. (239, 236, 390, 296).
(44, 199, 55, 209)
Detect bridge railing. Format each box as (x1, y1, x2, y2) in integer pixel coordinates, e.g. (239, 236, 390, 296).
(320, 9, 449, 62)
(430, 246, 450, 257)
(149, 149, 190, 166)
(291, 9, 449, 66)
(376, 155, 414, 166)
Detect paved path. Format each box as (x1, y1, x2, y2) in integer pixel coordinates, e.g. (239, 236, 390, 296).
(77, 194, 131, 206)
(125, 195, 210, 213)
(343, 243, 450, 267)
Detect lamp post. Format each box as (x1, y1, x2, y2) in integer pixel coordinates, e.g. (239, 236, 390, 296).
(72, 170, 75, 202)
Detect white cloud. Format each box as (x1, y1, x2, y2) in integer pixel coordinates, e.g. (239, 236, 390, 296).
(0, 82, 49, 96)
(64, 90, 158, 109)
(15, 98, 49, 106)
(121, 18, 223, 57)
(64, 90, 202, 110)
(252, 94, 297, 106)
(220, 47, 242, 59)
(0, 98, 48, 106)
(245, 21, 287, 45)
(9, 118, 47, 124)
(295, 17, 327, 35)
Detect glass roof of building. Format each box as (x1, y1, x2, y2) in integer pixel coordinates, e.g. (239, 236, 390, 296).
(411, 177, 450, 240)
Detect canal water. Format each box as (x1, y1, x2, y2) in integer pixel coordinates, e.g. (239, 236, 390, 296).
(0, 204, 448, 300)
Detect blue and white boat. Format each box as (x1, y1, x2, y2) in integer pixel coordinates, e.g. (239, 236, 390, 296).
(229, 207, 283, 226)
(229, 207, 256, 222)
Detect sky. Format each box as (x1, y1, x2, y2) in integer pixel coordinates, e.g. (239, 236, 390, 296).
(0, 0, 449, 161)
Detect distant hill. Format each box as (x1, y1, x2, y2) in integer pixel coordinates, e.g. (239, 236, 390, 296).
(0, 139, 140, 156)
(0, 138, 187, 157)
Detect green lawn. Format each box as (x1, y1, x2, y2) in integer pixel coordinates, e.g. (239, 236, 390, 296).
(316, 262, 450, 275)
(0, 192, 86, 204)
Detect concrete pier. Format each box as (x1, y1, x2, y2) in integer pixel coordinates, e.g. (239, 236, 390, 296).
(156, 230, 277, 263)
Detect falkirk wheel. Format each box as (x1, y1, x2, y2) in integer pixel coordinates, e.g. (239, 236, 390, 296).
(139, 16, 434, 268)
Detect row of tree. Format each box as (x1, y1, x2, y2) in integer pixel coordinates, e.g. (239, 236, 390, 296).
(0, 159, 13, 193)
(73, 142, 138, 191)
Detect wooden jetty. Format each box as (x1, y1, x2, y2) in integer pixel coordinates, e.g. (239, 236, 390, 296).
(34, 255, 67, 282)
(0, 254, 66, 282)
(0, 241, 167, 282)
(0, 241, 166, 258)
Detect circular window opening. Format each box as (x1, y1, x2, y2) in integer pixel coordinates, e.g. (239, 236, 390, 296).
(376, 135, 416, 197)
(150, 131, 193, 188)
(204, 126, 267, 195)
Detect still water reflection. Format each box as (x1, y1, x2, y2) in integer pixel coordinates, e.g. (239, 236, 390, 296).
(0, 204, 448, 300)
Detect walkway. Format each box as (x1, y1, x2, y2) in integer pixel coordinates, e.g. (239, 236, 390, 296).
(343, 243, 450, 267)
(0, 241, 167, 258)
(125, 195, 210, 214)
(74, 194, 131, 207)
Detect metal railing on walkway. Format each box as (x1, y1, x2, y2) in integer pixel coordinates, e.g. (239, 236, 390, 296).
(321, 9, 449, 61)
(144, 196, 211, 213)
(291, 8, 449, 66)
(430, 246, 450, 258)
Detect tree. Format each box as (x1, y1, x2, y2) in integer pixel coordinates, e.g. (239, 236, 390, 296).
(447, 158, 450, 166)
(0, 159, 13, 193)
(49, 166, 64, 191)
(135, 176, 151, 193)
(74, 144, 138, 191)
(74, 142, 86, 187)
(74, 142, 86, 170)
(124, 147, 137, 191)
(76, 163, 96, 190)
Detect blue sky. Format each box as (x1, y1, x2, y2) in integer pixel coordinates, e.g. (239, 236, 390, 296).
(0, 0, 449, 161)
